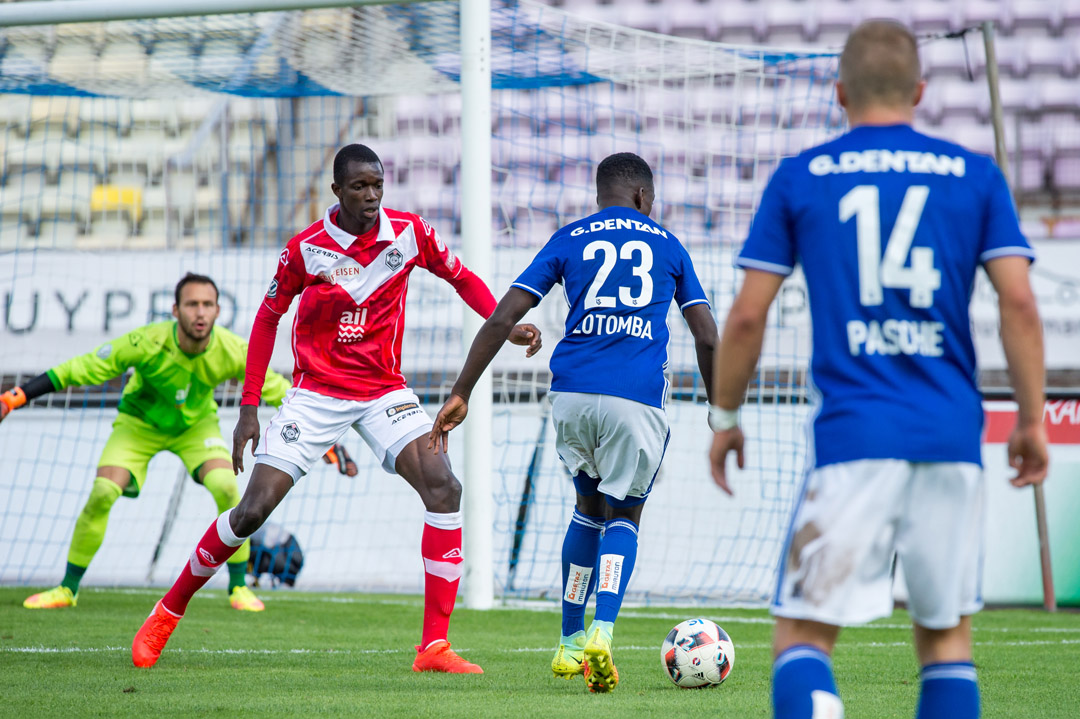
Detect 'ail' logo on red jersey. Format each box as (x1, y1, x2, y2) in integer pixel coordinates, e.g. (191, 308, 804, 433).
(338, 307, 368, 343)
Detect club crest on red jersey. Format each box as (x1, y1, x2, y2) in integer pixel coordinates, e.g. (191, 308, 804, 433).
(385, 248, 404, 270)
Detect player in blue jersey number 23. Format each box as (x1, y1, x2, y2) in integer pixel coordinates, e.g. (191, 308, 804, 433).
(708, 20, 1048, 719)
(429, 152, 719, 694)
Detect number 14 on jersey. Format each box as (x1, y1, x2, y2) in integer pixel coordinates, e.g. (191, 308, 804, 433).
(841, 184, 941, 309)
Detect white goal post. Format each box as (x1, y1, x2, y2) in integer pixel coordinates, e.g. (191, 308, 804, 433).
(0, 0, 500, 607)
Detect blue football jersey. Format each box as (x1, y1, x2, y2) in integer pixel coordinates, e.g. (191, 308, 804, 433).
(739, 124, 1034, 467)
(513, 205, 709, 409)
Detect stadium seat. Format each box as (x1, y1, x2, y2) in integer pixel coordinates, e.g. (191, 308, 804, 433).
(962, 0, 1010, 30)
(48, 40, 97, 85)
(921, 38, 974, 79)
(910, 0, 960, 33)
(131, 99, 180, 137)
(1052, 155, 1080, 189)
(0, 95, 33, 137)
(1026, 37, 1077, 78)
(0, 40, 49, 84)
(34, 219, 80, 248)
(147, 40, 198, 83)
(1012, 0, 1063, 34)
(0, 220, 31, 251)
(96, 40, 148, 85)
(1039, 77, 1080, 111)
(2, 143, 52, 182)
(198, 39, 245, 86)
(72, 98, 135, 138)
(668, 0, 718, 41)
(716, 2, 766, 45)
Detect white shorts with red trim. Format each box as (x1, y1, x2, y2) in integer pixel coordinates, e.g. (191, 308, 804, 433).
(256, 387, 431, 479)
(772, 459, 985, 630)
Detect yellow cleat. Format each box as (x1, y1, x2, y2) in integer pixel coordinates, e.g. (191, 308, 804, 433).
(23, 585, 77, 609)
(551, 631, 586, 679)
(583, 623, 619, 693)
(229, 585, 265, 612)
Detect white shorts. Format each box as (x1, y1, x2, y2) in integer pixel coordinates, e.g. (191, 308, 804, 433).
(772, 459, 985, 630)
(548, 390, 669, 502)
(256, 387, 432, 480)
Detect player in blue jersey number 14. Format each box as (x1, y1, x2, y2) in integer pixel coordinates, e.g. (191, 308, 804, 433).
(708, 20, 1048, 719)
(429, 153, 718, 693)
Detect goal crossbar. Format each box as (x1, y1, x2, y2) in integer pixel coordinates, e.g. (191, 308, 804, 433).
(0, 0, 434, 28)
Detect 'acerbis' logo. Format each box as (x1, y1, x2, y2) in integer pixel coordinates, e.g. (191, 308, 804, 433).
(281, 422, 301, 443)
(385, 248, 404, 270)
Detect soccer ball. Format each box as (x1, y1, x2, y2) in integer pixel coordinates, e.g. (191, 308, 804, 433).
(661, 618, 735, 688)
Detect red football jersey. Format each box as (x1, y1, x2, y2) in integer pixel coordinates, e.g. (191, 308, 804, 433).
(254, 204, 494, 402)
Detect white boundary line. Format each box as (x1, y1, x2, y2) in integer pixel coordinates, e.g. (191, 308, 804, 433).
(5, 637, 1080, 657)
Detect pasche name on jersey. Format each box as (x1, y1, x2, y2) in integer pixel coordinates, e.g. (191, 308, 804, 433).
(571, 312, 654, 340)
(847, 318, 945, 357)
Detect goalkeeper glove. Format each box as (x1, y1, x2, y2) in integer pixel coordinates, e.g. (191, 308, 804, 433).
(0, 387, 27, 423)
(322, 443, 358, 476)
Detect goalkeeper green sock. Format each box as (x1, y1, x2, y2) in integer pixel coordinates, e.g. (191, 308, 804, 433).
(61, 562, 87, 595)
(66, 476, 124, 586)
(227, 560, 247, 592)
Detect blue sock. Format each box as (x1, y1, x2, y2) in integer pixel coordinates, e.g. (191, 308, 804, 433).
(593, 518, 638, 624)
(917, 662, 979, 719)
(772, 645, 842, 719)
(560, 509, 604, 637)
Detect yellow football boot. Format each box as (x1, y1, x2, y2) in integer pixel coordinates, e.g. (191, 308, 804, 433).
(229, 585, 265, 612)
(551, 630, 586, 679)
(23, 585, 77, 609)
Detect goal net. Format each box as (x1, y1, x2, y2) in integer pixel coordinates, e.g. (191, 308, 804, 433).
(0, 0, 842, 605)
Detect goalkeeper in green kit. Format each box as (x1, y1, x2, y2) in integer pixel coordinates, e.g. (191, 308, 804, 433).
(0, 273, 356, 612)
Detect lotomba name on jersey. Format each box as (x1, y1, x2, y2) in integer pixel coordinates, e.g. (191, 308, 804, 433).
(571, 312, 653, 339)
(809, 149, 966, 177)
(569, 218, 668, 238)
(847, 318, 944, 357)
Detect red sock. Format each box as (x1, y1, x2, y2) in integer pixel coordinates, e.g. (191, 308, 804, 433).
(420, 511, 463, 650)
(162, 510, 245, 615)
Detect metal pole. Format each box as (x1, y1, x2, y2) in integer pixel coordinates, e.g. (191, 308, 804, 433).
(460, 0, 494, 610)
(0, 0, 431, 27)
(982, 20, 1057, 613)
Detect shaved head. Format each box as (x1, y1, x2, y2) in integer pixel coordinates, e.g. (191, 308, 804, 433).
(839, 20, 921, 113)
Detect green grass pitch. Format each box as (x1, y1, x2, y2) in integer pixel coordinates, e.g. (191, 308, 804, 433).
(1, 587, 1077, 718)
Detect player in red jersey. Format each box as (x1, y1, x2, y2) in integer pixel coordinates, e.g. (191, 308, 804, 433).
(133, 143, 541, 673)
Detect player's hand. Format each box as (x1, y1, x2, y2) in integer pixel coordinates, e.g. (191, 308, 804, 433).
(428, 394, 469, 455)
(508, 323, 543, 358)
(232, 405, 261, 475)
(708, 426, 744, 496)
(0, 387, 26, 424)
(1007, 422, 1049, 488)
(322, 443, 358, 476)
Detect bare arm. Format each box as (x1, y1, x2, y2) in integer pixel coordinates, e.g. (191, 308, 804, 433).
(683, 303, 719, 405)
(983, 256, 1048, 487)
(708, 270, 786, 495)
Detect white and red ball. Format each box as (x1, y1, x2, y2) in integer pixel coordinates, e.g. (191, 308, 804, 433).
(661, 618, 735, 688)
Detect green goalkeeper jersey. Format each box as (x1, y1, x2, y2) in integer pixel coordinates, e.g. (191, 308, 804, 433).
(47, 321, 290, 435)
